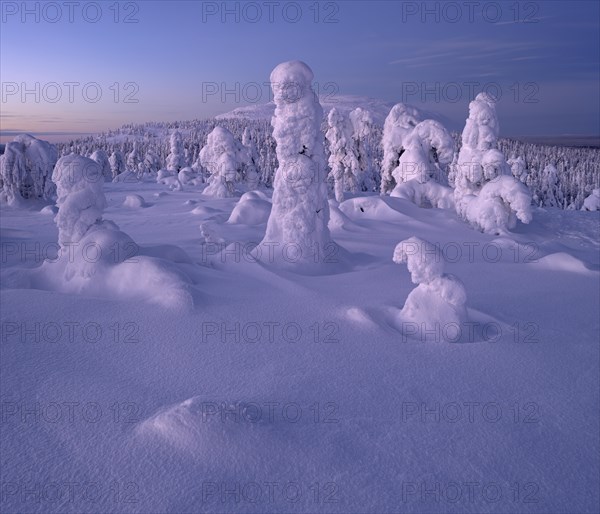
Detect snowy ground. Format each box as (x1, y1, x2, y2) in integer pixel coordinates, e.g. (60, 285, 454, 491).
(1, 177, 599, 513)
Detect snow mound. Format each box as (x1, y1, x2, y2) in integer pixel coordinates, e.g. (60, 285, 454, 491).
(391, 179, 455, 209)
(533, 252, 596, 274)
(191, 205, 220, 217)
(123, 194, 147, 208)
(339, 196, 408, 222)
(228, 192, 271, 225)
(40, 205, 58, 215)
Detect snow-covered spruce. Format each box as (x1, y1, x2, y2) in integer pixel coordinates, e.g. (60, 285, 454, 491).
(349, 107, 377, 192)
(109, 150, 126, 179)
(393, 236, 468, 342)
(581, 188, 600, 211)
(166, 130, 185, 172)
(325, 108, 360, 202)
(453, 93, 532, 234)
(390, 119, 455, 209)
(52, 154, 108, 247)
(255, 60, 333, 269)
(50, 153, 193, 309)
(90, 149, 113, 181)
(200, 126, 250, 197)
(380, 103, 421, 194)
(0, 134, 58, 205)
(242, 127, 260, 190)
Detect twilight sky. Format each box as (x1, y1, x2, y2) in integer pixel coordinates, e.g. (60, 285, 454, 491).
(1, 0, 599, 142)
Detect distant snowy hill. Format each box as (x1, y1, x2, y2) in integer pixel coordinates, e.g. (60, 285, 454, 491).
(216, 94, 455, 128)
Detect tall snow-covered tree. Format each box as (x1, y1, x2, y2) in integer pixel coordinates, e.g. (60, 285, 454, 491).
(256, 60, 332, 268)
(452, 93, 532, 233)
(166, 130, 185, 172)
(109, 151, 126, 179)
(199, 126, 249, 197)
(325, 108, 359, 202)
(52, 154, 107, 247)
(349, 107, 377, 192)
(380, 103, 421, 194)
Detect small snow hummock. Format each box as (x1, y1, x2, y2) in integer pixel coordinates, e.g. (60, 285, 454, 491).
(254, 60, 333, 270)
(123, 194, 147, 208)
(393, 236, 468, 343)
(452, 93, 532, 234)
(228, 191, 271, 225)
(0, 134, 58, 205)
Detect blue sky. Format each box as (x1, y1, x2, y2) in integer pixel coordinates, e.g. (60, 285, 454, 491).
(1, 0, 599, 141)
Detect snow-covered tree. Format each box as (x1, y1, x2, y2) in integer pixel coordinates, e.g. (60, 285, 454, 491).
(0, 134, 58, 205)
(452, 93, 532, 233)
(325, 108, 359, 202)
(581, 188, 600, 211)
(166, 130, 185, 172)
(349, 107, 377, 192)
(199, 126, 249, 197)
(242, 127, 260, 190)
(142, 147, 161, 175)
(380, 103, 421, 194)
(539, 164, 563, 208)
(394, 236, 468, 341)
(109, 151, 126, 179)
(90, 149, 112, 181)
(390, 119, 455, 209)
(508, 154, 527, 183)
(52, 154, 107, 247)
(126, 141, 142, 174)
(256, 60, 332, 268)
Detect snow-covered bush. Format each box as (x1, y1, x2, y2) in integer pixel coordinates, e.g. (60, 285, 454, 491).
(453, 93, 532, 233)
(581, 189, 600, 211)
(199, 126, 248, 197)
(0, 134, 58, 205)
(393, 236, 468, 342)
(256, 60, 332, 268)
(349, 107, 377, 192)
(325, 108, 359, 202)
(380, 103, 421, 194)
(90, 149, 112, 181)
(390, 119, 455, 209)
(52, 154, 107, 247)
(166, 130, 185, 172)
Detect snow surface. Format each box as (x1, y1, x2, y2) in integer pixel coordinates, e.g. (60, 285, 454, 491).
(1, 168, 599, 513)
